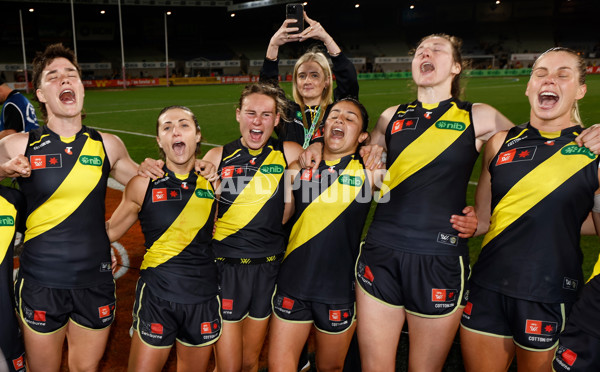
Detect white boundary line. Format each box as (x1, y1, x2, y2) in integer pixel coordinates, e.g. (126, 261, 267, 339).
(90, 126, 222, 148)
(85, 101, 236, 116)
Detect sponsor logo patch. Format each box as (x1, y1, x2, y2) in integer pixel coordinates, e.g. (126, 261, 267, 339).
(201, 320, 220, 334)
(464, 301, 473, 315)
(221, 166, 235, 179)
(525, 319, 557, 335)
(561, 347, 577, 366)
(195, 188, 214, 199)
(260, 164, 284, 174)
(152, 188, 181, 202)
(338, 174, 363, 187)
(561, 144, 597, 159)
(12, 355, 24, 371)
(30, 154, 62, 170)
(363, 265, 374, 282)
(79, 155, 103, 166)
(496, 146, 537, 165)
(390, 118, 419, 134)
(431, 288, 458, 302)
(282, 297, 295, 310)
(33, 310, 46, 322)
(222, 299, 233, 311)
(437, 232, 458, 246)
(435, 120, 466, 131)
(98, 305, 111, 318)
(0, 215, 15, 226)
(151, 323, 164, 335)
(563, 277, 578, 291)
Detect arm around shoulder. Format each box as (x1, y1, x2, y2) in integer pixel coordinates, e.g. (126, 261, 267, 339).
(101, 132, 138, 186)
(472, 103, 514, 146)
(106, 175, 148, 242)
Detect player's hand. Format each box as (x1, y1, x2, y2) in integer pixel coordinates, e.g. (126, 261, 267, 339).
(0, 154, 31, 178)
(359, 145, 385, 170)
(450, 206, 478, 238)
(111, 252, 118, 275)
(195, 159, 218, 182)
(576, 124, 600, 154)
(138, 158, 165, 179)
(298, 142, 323, 172)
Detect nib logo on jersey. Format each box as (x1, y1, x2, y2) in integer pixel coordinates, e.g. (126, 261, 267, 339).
(30, 154, 62, 170)
(431, 288, 458, 309)
(200, 319, 221, 340)
(496, 146, 537, 166)
(525, 319, 557, 343)
(152, 188, 182, 203)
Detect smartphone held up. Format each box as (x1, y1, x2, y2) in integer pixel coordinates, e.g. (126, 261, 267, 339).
(286, 3, 304, 34)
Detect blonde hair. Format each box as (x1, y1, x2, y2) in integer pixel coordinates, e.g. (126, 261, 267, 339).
(532, 47, 587, 125)
(292, 51, 334, 129)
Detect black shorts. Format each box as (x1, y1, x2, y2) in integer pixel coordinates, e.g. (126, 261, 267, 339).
(14, 275, 116, 334)
(217, 259, 280, 321)
(461, 282, 568, 351)
(355, 241, 468, 317)
(272, 288, 355, 334)
(132, 278, 221, 348)
(2, 351, 25, 372)
(553, 274, 600, 371)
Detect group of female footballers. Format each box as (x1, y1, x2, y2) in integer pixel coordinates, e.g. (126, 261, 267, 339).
(1, 9, 600, 372)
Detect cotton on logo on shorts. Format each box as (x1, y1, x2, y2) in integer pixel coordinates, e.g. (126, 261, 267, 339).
(561, 347, 577, 366)
(282, 297, 294, 310)
(33, 310, 46, 322)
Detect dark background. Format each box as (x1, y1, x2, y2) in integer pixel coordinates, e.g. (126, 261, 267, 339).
(1, 0, 599, 67)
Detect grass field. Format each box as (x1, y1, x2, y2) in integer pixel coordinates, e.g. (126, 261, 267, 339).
(76, 75, 600, 278)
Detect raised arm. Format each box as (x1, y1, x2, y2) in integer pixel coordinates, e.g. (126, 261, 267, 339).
(298, 13, 358, 99)
(260, 19, 302, 84)
(106, 175, 148, 242)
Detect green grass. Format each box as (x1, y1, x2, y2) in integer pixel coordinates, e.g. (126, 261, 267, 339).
(23, 75, 600, 277)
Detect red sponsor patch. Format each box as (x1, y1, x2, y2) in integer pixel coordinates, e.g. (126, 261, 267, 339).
(222, 299, 233, 310)
(312, 128, 323, 140)
(98, 305, 110, 318)
(329, 310, 341, 321)
(562, 348, 577, 366)
(391, 120, 404, 134)
(464, 302, 473, 315)
(300, 169, 313, 181)
(151, 323, 163, 335)
(33, 310, 46, 322)
(201, 322, 211, 334)
(30, 155, 47, 169)
(525, 319, 558, 335)
(432, 289, 447, 302)
(496, 149, 516, 165)
(221, 166, 235, 179)
(12, 355, 24, 370)
(152, 188, 167, 202)
(364, 265, 374, 282)
(282, 297, 294, 310)
(525, 320, 542, 334)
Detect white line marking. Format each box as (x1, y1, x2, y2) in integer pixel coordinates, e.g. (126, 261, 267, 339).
(91, 126, 221, 147)
(85, 101, 236, 115)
